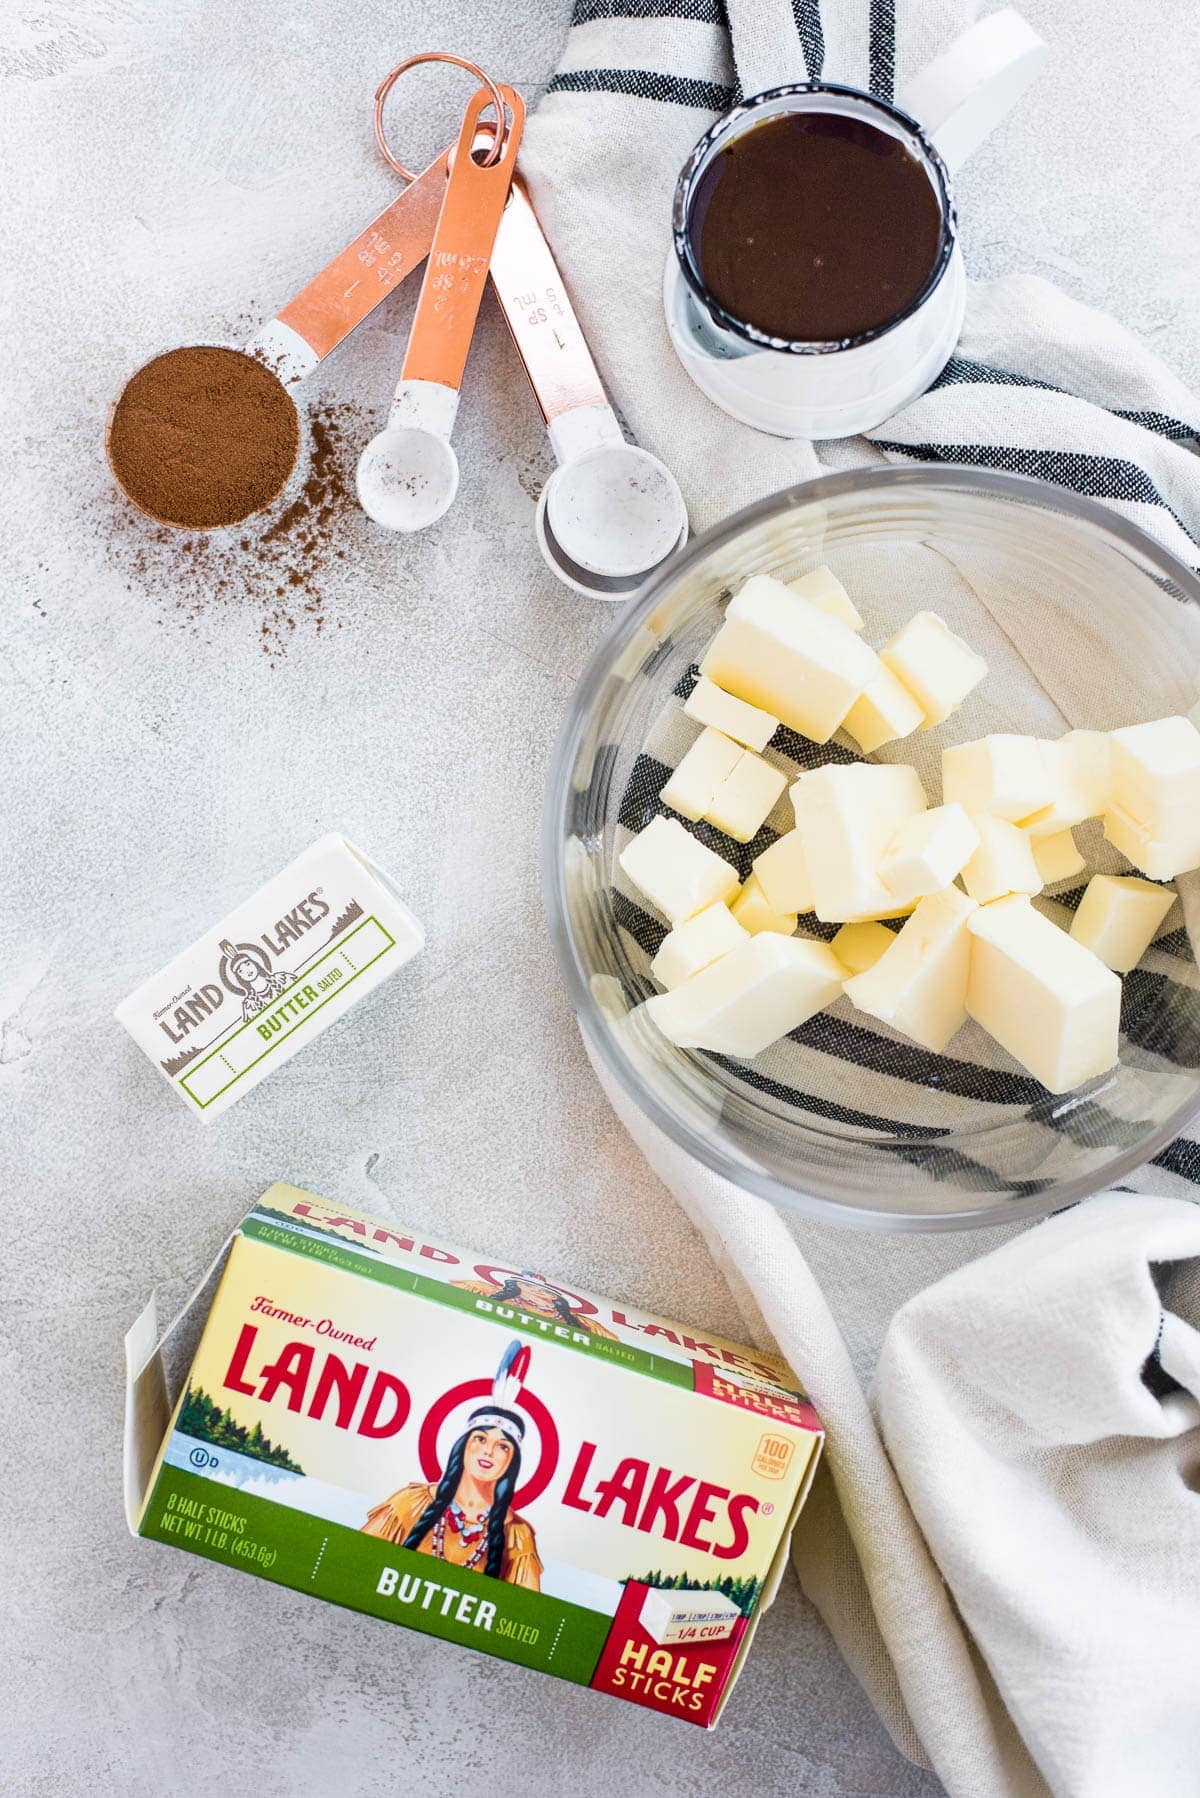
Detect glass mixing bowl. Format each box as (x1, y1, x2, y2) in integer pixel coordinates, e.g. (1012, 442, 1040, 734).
(543, 467, 1200, 1230)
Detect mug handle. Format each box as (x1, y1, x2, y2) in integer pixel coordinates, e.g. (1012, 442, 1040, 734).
(897, 6, 1048, 174)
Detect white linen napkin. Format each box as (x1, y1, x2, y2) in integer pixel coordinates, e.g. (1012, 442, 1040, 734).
(521, 3, 1200, 1793)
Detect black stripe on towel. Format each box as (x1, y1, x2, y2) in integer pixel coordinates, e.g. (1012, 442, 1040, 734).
(572, 0, 727, 20)
(930, 356, 1200, 446)
(868, 0, 895, 101)
(872, 439, 1196, 547)
(547, 67, 734, 109)
(790, 0, 825, 80)
(1150, 1136, 1200, 1185)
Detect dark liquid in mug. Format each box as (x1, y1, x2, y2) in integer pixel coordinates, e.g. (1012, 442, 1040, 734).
(688, 112, 944, 342)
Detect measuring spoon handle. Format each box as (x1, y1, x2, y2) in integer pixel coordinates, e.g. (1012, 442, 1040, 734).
(488, 179, 623, 466)
(245, 150, 451, 386)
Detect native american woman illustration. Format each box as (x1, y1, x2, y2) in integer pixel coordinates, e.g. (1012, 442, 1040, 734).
(361, 1341, 542, 1590)
(449, 1270, 618, 1342)
(220, 939, 294, 1023)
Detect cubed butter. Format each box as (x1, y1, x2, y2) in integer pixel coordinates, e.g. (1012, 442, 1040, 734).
(832, 920, 896, 975)
(752, 829, 813, 914)
(844, 886, 977, 1053)
(1031, 829, 1086, 886)
(707, 749, 788, 843)
(645, 932, 846, 1057)
(967, 896, 1121, 1092)
(619, 816, 739, 924)
(1103, 716, 1200, 877)
(660, 727, 743, 823)
(942, 734, 1053, 823)
(650, 902, 748, 989)
(1069, 873, 1176, 973)
(700, 574, 880, 743)
(788, 565, 864, 631)
(841, 665, 925, 753)
(879, 803, 980, 906)
(730, 875, 798, 937)
(684, 674, 778, 752)
(791, 762, 927, 922)
(961, 815, 1043, 904)
(879, 612, 988, 728)
(1024, 730, 1111, 835)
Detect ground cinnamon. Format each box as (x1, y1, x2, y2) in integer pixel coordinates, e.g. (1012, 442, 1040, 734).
(107, 344, 300, 529)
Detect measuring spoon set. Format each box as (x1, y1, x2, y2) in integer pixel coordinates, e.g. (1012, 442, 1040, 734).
(106, 54, 687, 601)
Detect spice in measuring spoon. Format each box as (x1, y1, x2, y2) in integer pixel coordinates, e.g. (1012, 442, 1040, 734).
(105, 149, 456, 530)
(356, 85, 525, 533)
(486, 171, 687, 597)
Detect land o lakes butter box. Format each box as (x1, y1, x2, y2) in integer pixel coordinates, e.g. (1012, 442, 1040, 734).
(126, 1184, 823, 1727)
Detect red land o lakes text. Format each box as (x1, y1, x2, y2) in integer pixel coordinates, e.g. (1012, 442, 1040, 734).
(612, 1639, 718, 1714)
(220, 1330, 760, 1560)
(284, 1202, 784, 1383)
(157, 891, 331, 1044)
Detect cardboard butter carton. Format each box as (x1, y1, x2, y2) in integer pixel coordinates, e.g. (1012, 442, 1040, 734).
(126, 1185, 823, 1728)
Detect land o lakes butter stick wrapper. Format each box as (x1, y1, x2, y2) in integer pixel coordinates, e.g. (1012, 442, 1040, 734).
(115, 835, 423, 1119)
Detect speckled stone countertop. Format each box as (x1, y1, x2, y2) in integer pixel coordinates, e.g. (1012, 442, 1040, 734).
(3, 3, 1197, 1793)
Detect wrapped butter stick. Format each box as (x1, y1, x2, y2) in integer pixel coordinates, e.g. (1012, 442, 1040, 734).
(114, 835, 423, 1119)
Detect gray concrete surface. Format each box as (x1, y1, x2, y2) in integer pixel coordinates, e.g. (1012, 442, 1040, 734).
(2, 2, 1197, 1794)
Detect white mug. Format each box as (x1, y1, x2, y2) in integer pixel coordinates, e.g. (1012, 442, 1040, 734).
(663, 7, 1047, 440)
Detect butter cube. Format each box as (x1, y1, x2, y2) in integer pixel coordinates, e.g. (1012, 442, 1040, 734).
(1069, 874, 1175, 973)
(700, 574, 880, 743)
(942, 735, 1053, 823)
(1031, 829, 1086, 886)
(730, 875, 798, 937)
(707, 749, 788, 843)
(880, 804, 980, 906)
(967, 896, 1121, 1092)
(879, 612, 988, 728)
(791, 762, 927, 922)
(788, 565, 864, 631)
(831, 920, 896, 975)
(841, 665, 925, 753)
(650, 902, 748, 989)
(962, 815, 1043, 904)
(645, 932, 846, 1057)
(1104, 716, 1200, 877)
(684, 675, 778, 752)
(844, 887, 977, 1053)
(1024, 731, 1111, 835)
(660, 727, 743, 823)
(752, 829, 813, 914)
(619, 816, 739, 924)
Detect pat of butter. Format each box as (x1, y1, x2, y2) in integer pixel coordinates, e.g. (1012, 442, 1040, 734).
(730, 874, 798, 936)
(831, 920, 896, 975)
(707, 749, 788, 843)
(650, 901, 748, 989)
(961, 814, 1043, 904)
(791, 762, 927, 922)
(1069, 873, 1175, 973)
(1031, 829, 1086, 886)
(1024, 730, 1111, 835)
(646, 932, 845, 1057)
(879, 612, 988, 728)
(114, 834, 425, 1121)
(841, 665, 925, 754)
(700, 574, 880, 743)
(752, 829, 813, 913)
(880, 803, 979, 906)
(660, 726, 743, 823)
(844, 886, 977, 1052)
(942, 734, 1052, 823)
(967, 895, 1120, 1092)
(1104, 716, 1200, 877)
(684, 674, 778, 752)
(788, 565, 864, 631)
(619, 816, 740, 923)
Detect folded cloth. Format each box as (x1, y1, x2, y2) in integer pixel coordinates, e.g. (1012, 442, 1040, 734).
(522, 3, 1200, 1793)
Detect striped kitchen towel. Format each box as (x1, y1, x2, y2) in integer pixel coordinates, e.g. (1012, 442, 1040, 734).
(521, 5, 1200, 1795)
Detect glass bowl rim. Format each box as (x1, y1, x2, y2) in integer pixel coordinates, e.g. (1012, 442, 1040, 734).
(542, 463, 1200, 1233)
